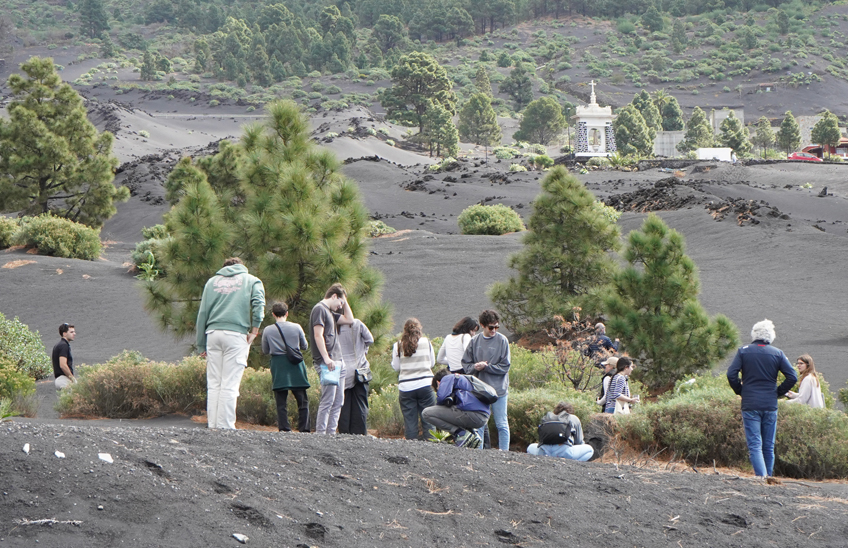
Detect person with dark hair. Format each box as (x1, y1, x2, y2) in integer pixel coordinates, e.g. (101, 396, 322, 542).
(421, 369, 490, 448)
(261, 302, 310, 432)
(603, 357, 639, 414)
(727, 319, 797, 478)
(310, 283, 354, 435)
(52, 323, 76, 389)
(462, 309, 511, 450)
(338, 317, 374, 435)
(527, 402, 594, 461)
(786, 354, 824, 408)
(391, 318, 436, 440)
(437, 316, 479, 373)
(196, 257, 266, 429)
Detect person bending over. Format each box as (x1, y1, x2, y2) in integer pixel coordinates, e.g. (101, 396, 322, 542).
(422, 369, 492, 448)
(527, 401, 594, 462)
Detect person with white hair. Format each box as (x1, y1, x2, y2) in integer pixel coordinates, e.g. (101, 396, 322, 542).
(587, 322, 619, 360)
(726, 319, 797, 478)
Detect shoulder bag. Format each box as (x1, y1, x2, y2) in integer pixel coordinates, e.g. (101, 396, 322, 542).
(274, 323, 304, 365)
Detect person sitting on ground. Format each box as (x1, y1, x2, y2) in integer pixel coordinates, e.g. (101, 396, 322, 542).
(595, 356, 619, 411)
(587, 323, 619, 360)
(604, 357, 640, 414)
(391, 318, 437, 440)
(261, 302, 310, 432)
(437, 316, 479, 373)
(338, 317, 375, 435)
(527, 401, 594, 462)
(422, 369, 491, 448)
(785, 354, 824, 409)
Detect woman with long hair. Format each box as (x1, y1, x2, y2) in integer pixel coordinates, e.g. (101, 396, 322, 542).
(603, 357, 640, 414)
(391, 318, 436, 440)
(786, 354, 825, 408)
(437, 316, 479, 373)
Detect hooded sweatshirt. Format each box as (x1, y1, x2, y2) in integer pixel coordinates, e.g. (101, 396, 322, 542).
(196, 264, 266, 352)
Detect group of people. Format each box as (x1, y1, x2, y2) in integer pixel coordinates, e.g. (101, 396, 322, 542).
(51, 258, 829, 475)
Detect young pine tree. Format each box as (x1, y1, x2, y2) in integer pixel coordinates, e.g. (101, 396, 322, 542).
(752, 116, 775, 158)
(458, 93, 502, 150)
(422, 102, 459, 158)
(499, 63, 533, 110)
(146, 100, 391, 345)
(513, 96, 566, 146)
(613, 104, 654, 157)
(811, 110, 842, 159)
(677, 106, 714, 153)
(474, 66, 492, 97)
(603, 214, 739, 392)
(631, 90, 661, 139)
(660, 96, 684, 131)
(776, 110, 801, 154)
(489, 167, 621, 334)
(718, 111, 752, 156)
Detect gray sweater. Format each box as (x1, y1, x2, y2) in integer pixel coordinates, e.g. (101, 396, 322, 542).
(261, 321, 308, 356)
(461, 332, 511, 397)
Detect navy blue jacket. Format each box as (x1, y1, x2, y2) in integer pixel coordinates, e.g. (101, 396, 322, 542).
(726, 340, 797, 411)
(588, 335, 619, 358)
(436, 374, 492, 415)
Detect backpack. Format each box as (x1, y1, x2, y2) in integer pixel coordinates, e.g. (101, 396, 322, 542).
(467, 376, 498, 405)
(538, 417, 574, 445)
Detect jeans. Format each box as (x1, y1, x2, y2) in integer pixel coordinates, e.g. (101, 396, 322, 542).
(477, 393, 510, 451)
(338, 382, 369, 435)
(399, 386, 436, 440)
(274, 388, 309, 432)
(742, 409, 778, 477)
(315, 364, 346, 434)
(527, 443, 594, 462)
(206, 330, 250, 429)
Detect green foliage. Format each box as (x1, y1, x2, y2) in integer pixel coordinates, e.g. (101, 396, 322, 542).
(0, 57, 128, 227)
(811, 110, 842, 157)
(776, 110, 802, 154)
(493, 146, 520, 159)
(613, 104, 654, 157)
(381, 52, 457, 133)
(617, 20, 636, 35)
(147, 100, 390, 347)
(499, 63, 534, 110)
(660, 96, 684, 132)
(458, 93, 501, 147)
(507, 387, 598, 450)
(372, 15, 407, 54)
(752, 116, 775, 157)
(677, 106, 714, 153)
(474, 66, 492, 97)
(718, 111, 752, 155)
(490, 167, 621, 334)
(509, 163, 527, 172)
(369, 383, 404, 436)
(79, 0, 110, 39)
(0, 355, 36, 400)
(368, 220, 396, 237)
(0, 216, 18, 249)
(641, 5, 665, 33)
(457, 204, 525, 235)
(421, 102, 459, 158)
(631, 90, 661, 137)
(14, 215, 101, 260)
(507, 346, 556, 392)
(533, 155, 554, 169)
(513, 97, 566, 145)
(0, 312, 51, 380)
(604, 215, 739, 393)
(56, 351, 207, 419)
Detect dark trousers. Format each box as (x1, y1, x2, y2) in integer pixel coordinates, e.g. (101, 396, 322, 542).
(338, 382, 369, 435)
(399, 385, 436, 440)
(274, 388, 310, 432)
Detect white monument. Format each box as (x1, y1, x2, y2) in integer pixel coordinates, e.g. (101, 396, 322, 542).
(573, 81, 616, 158)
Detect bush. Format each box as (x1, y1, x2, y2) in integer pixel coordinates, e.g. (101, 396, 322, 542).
(527, 143, 547, 155)
(509, 163, 527, 172)
(508, 345, 556, 392)
(369, 384, 405, 436)
(0, 312, 52, 380)
(0, 216, 18, 249)
(457, 204, 525, 235)
(493, 146, 519, 159)
(586, 157, 611, 167)
(0, 356, 36, 400)
(14, 215, 101, 260)
(368, 220, 396, 237)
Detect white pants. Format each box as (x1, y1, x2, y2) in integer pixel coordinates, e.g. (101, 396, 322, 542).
(315, 363, 346, 435)
(54, 376, 73, 390)
(206, 330, 249, 429)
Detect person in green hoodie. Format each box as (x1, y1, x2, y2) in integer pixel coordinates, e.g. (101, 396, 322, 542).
(196, 257, 266, 429)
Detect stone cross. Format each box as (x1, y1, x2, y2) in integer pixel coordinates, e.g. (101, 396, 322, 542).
(589, 80, 597, 104)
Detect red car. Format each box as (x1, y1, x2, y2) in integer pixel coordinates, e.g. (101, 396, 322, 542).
(788, 152, 823, 162)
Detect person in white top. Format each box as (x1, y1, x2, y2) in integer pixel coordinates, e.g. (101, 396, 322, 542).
(391, 318, 437, 440)
(437, 316, 479, 373)
(785, 354, 825, 408)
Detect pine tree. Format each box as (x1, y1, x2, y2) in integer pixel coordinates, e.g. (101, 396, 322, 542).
(631, 90, 661, 138)
(776, 10, 790, 35)
(372, 14, 407, 54)
(0, 57, 128, 227)
(671, 19, 687, 53)
(776, 110, 801, 154)
(752, 116, 775, 157)
(677, 106, 714, 152)
(422, 102, 459, 158)
(489, 166, 621, 334)
(660, 96, 684, 131)
(146, 100, 390, 345)
(140, 50, 157, 80)
(613, 104, 653, 157)
(513, 96, 566, 145)
(381, 52, 457, 133)
(641, 5, 664, 33)
(499, 62, 533, 110)
(475, 66, 492, 97)
(458, 93, 502, 150)
(79, 0, 110, 39)
(603, 214, 739, 392)
(811, 110, 842, 159)
(718, 111, 752, 156)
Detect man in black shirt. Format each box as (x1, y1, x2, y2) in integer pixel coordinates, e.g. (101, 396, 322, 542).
(52, 323, 76, 389)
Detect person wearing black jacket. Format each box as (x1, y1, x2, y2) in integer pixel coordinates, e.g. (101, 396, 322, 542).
(727, 319, 797, 478)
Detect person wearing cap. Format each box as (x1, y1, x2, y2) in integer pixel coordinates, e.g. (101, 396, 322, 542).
(587, 323, 619, 360)
(52, 323, 76, 389)
(595, 356, 618, 410)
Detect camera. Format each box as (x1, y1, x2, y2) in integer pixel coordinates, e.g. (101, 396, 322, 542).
(443, 396, 456, 407)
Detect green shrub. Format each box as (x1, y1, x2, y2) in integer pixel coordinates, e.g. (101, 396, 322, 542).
(0, 312, 52, 380)
(586, 156, 611, 167)
(369, 384, 405, 436)
(509, 164, 527, 172)
(0, 356, 36, 400)
(457, 204, 525, 235)
(527, 143, 547, 155)
(508, 345, 556, 391)
(14, 215, 101, 260)
(775, 403, 848, 478)
(208, 99, 219, 106)
(617, 20, 637, 34)
(493, 146, 519, 159)
(0, 216, 18, 249)
(236, 368, 277, 425)
(368, 220, 396, 237)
